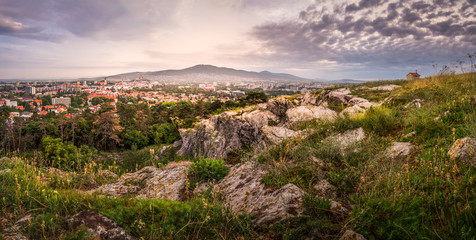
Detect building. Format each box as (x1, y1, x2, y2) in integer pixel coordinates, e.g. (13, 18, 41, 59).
(407, 72, 421, 80)
(52, 97, 71, 106)
(25, 86, 36, 95)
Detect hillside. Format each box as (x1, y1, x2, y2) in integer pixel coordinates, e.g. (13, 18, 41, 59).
(88, 64, 313, 82)
(0, 73, 475, 239)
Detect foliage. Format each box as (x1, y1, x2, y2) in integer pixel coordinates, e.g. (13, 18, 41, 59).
(41, 136, 97, 171)
(188, 158, 229, 187)
(121, 128, 149, 149)
(149, 122, 180, 145)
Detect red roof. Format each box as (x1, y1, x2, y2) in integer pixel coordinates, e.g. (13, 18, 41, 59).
(409, 72, 420, 77)
(33, 99, 42, 103)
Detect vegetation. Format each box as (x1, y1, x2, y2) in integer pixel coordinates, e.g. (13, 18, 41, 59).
(0, 66, 475, 239)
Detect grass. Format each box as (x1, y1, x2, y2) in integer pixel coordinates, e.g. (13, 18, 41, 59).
(0, 155, 255, 239)
(1, 72, 475, 239)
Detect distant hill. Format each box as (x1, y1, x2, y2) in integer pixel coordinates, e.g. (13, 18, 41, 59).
(86, 65, 314, 83)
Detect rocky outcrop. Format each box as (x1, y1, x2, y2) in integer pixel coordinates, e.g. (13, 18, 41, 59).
(178, 110, 279, 159)
(178, 89, 375, 159)
(67, 210, 133, 240)
(215, 162, 305, 225)
(91, 162, 191, 201)
(286, 106, 337, 123)
(386, 142, 413, 158)
(448, 137, 476, 166)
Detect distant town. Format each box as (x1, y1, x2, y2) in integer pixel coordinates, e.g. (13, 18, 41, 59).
(0, 76, 326, 119)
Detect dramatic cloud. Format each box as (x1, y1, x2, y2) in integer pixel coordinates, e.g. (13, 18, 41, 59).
(0, 0, 474, 79)
(251, 0, 476, 74)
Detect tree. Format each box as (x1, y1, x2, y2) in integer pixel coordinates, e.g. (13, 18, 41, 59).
(149, 122, 181, 145)
(93, 111, 123, 150)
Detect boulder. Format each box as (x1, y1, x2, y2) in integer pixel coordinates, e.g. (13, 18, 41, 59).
(339, 230, 367, 240)
(448, 137, 476, 166)
(323, 88, 352, 106)
(332, 128, 366, 150)
(286, 106, 337, 123)
(386, 142, 413, 158)
(301, 92, 322, 106)
(67, 210, 133, 240)
(215, 162, 305, 225)
(91, 162, 191, 201)
(178, 110, 279, 159)
(266, 97, 294, 117)
(369, 84, 401, 91)
(261, 126, 301, 145)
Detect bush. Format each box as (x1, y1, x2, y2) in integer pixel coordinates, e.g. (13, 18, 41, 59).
(149, 122, 181, 145)
(188, 158, 229, 186)
(121, 129, 149, 149)
(120, 147, 154, 172)
(41, 137, 97, 171)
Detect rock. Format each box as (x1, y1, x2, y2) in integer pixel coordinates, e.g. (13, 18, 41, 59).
(369, 84, 401, 91)
(173, 140, 182, 148)
(332, 128, 365, 150)
(386, 142, 413, 158)
(286, 106, 337, 123)
(405, 99, 424, 108)
(178, 110, 279, 159)
(448, 137, 476, 166)
(313, 179, 337, 199)
(266, 97, 294, 117)
(330, 200, 349, 213)
(404, 131, 416, 138)
(340, 97, 378, 117)
(216, 162, 305, 225)
(67, 210, 133, 240)
(324, 88, 352, 106)
(2, 215, 31, 240)
(0, 169, 11, 175)
(261, 126, 301, 145)
(91, 162, 191, 201)
(301, 91, 322, 106)
(339, 230, 367, 240)
(97, 170, 118, 180)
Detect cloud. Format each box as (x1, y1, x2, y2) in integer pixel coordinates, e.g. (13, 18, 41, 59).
(250, 0, 476, 71)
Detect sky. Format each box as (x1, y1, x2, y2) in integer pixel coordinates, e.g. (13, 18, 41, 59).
(0, 0, 475, 80)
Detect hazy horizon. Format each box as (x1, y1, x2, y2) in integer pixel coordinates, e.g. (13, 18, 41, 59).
(0, 0, 475, 80)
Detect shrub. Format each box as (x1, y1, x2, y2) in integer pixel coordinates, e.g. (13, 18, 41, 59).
(121, 129, 149, 149)
(41, 137, 97, 171)
(120, 147, 154, 172)
(360, 106, 400, 136)
(149, 122, 181, 145)
(188, 158, 229, 185)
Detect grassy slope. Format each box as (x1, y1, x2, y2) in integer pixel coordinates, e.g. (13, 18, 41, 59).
(1, 73, 475, 239)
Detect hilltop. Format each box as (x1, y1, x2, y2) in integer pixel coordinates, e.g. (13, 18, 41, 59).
(83, 64, 314, 83)
(0, 72, 475, 239)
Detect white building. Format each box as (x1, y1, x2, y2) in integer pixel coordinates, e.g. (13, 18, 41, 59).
(52, 97, 71, 106)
